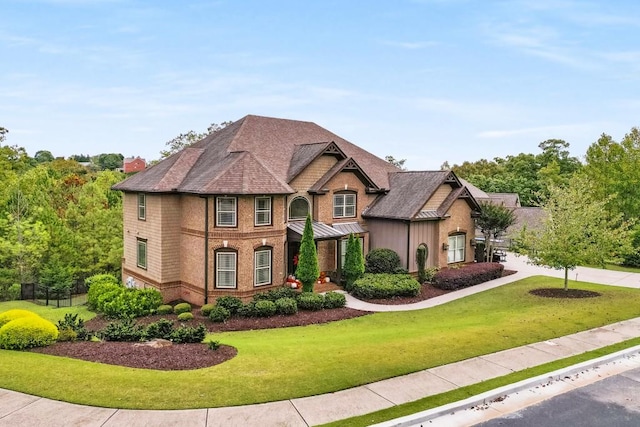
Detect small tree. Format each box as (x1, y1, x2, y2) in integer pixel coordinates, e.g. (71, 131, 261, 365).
(416, 243, 429, 283)
(515, 175, 632, 290)
(343, 234, 364, 291)
(295, 214, 319, 293)
(476, 201, 516, 262)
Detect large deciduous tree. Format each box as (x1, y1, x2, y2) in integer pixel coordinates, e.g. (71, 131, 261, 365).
(515, 175, 632, 290)
(295, 214, 319, 293)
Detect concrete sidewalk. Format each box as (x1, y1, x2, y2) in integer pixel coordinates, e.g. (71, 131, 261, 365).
(2, 257, 640, 427)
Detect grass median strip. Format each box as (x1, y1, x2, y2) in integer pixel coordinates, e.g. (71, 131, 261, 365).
(1, 276, 640, 409)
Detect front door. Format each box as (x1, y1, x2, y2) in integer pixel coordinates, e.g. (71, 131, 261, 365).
(287, 241, 301, 276)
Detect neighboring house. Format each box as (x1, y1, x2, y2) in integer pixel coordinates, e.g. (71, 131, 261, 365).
(123, 156, 146, 173)
(113, 115, 481, 304)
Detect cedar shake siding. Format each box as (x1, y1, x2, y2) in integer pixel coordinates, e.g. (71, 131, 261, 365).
(113, 115, 481, 303)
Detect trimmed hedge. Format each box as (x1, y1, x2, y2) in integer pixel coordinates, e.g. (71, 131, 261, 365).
(351, 274, 420, 299)
(0, 315, 59, 350)
(200, 304, 215, 317)
(433, 262, 504, 291)
(215, 296, 243, 316)
(88, 283, 163, 319)
(208, 306, 230, 323)
(253, 287, 298, 303)
(365, 248, 403, 274)
(254, 300, 277, 317)
(157, 305, 173, 315)
(173, 303, 192, 315)
(0, 309, 39, 328)
(323, 292, 346, 309)
(297, 293, 325, 311)
(275, 297, 298, 315)
(177, 312, 194, 321)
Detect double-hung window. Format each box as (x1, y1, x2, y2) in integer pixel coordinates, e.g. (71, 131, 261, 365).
(216, 251, 237, 288)
(216, 197, 237, 227)
(254, 248, 272, 286)
(334, 193, 356, 218)
(137, 194, 146, 220)
(136, 238, 147, 269)
(447, 234, 466, 263)
(255, 197, 272, 226)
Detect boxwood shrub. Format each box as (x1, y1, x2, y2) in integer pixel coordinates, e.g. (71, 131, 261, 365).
(297, 293, 325, 311)
(200, 303, 215, 317)
(253, 287, 298, 302)
(237, 301, 257, 318)
(215, 296, 243, 316)
(0, 315, 59, 350)
(254, 300, 277, 317)
(208, 306, 230, 323)
(173, 302, 192, 315)
(323, 291, 346, 309)
(177, 312, 194, 321)
(89, 284, 162, 319)
(351, 274, 420, 299)
(365, 248, 403, 274)
(275, 297, 298, 315)
(144, 318, 174, 340)
(433, 262, 504, 291)
(157, 305, 173, 315)
(170, 324, 206, 344)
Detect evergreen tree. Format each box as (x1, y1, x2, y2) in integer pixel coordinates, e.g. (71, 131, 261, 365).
(343, 233, 364, 291)
(295, 214, 319, 293)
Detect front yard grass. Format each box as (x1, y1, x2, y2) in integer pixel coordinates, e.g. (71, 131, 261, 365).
(0, 300, 96, 324)
(1, 275, 640, 410)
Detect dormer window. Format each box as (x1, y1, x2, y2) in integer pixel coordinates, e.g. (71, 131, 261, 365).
(334, 193, 356, 218)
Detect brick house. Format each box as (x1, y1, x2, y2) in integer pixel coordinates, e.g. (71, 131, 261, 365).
(123, 156, 146, 173)
(113, 115, 481, 304)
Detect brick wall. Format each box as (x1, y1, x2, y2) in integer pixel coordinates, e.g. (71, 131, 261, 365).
(437, 199, 476, 266)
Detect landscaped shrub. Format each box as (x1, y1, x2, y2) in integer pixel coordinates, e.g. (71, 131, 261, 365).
(297, 293, 325, 311)
(157, 305, 173, 315)
(91, 286, 163, 319)
(7, 284, 21, 301)
(433, 262, 504, 291)
(170, 324, 206, 344)
(177, 312, 194, 321)
(100, 318, 145, 342)
(275, 297, 298, 315)
(237, 302, 256, 317)
(207, 340, 220, 350)
(200, 303, 215, 317)
(0, 309, 38, 328)
(85, 273, 119, 289)
(208, 306, 230, 323)
(57, 327, 78, 342)
(323, 291, 346, 309)
(215, 296, 243, 315)
(365, 248, 402, 274)
(144, 318, 174, 340)
(253, 287, 298, 302)
(254, 300, 277, 317)
(351, 274, 420, 299)
(173, 302, 192, 315)
(0, 316, 59, 350)
(57, 313, 89, 341)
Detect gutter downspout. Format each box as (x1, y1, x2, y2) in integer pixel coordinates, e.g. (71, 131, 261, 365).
(406, 220, 411, 271)
(202, 196, 209, 305)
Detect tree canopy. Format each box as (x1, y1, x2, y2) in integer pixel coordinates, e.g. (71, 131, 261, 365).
(160, 121, 233, 159)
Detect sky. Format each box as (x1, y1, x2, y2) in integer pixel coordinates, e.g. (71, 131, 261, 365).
(2, 0, 640, 170)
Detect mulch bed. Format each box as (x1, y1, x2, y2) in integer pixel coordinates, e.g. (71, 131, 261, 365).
(529, 288, 601, 298)
(31, 268, 521, 370)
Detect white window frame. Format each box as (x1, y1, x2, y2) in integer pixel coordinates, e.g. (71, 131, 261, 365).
(136, 239, 147, 269)
(216, 197, 237, 227)
(254, 248, 272, 286)
(137, 193, 146, 220)
(334, 193, 356, 218)
(288, 196, 310, 220)
(216, 251, 237, 289)
(340, 237, 364, 268)
(448, 234, 466, 263)
(255, 197, 272, 226)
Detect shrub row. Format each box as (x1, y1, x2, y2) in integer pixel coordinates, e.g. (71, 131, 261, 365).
(0, 310, 59, 350)
(86, 274, 162, 319)
(433, 262, 504, 291)
(365, 248, 408, 274)
(350, 274, 420, 299)
(99, 318, 206, 343)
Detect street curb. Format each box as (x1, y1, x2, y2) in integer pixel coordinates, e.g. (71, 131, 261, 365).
(372, 344, 640, 427)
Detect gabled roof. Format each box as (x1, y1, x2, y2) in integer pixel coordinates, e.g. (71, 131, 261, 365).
(308, 157, 381, 194)
(364, 171, 455, 220)
(113, 115, 399, 194)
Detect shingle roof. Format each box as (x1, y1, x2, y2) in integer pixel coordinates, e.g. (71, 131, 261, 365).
(113, 115, 399, 194)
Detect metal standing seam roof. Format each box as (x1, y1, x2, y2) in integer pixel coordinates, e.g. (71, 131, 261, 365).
(286, 221, 346, 240)
(332, 222, 367, 234)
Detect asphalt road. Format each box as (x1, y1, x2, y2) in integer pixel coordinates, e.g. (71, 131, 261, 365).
(476, 366, 640, 427)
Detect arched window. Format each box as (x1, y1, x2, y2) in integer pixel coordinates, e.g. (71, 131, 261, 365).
(289, 196, 310, 220)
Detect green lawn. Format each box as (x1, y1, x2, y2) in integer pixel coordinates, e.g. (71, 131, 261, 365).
(1, 276, 640, 410)
(594, 263, 640, 273)
(0, 300, 96, 324)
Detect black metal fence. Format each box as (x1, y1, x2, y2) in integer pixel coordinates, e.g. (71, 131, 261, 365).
(21, 282, 88, 307)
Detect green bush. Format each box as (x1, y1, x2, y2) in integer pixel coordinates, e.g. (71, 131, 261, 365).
(208, 306, 230, 323)
(254, 300, 277, 317)
(170, 324, 206, 344)
(433, 262, 504, 291)
(237, 302, 256, 318)
(365, 248, 402, 274)
(57, 327, 77, 342)
(57, 313, 89, 341)
(297, 293, 325, 311)
(200, 304, 215, 317)
(7, 283, 21, 301)
(157, 304, 173, 315)
(144, 318, 174, 340)
(253, 287, 298, 303)
(0, 309, 38, 328)
(215, 296, 243, 315)
(351, 274, 420, 299)
(0, 316, 59, 350)
(173, 302, 192, 315)
(275, 297, 298, 315)
(90, 285, 163, 319)
(85, 273, 119, 289)
(208, 340, 220, 350)
(100, 318, 145, 342)
(177, 312, 194, 321)
(323, 291, 346, 309)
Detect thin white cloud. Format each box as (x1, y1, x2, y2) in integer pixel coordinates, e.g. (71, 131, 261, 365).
(477, 124, 590, 139)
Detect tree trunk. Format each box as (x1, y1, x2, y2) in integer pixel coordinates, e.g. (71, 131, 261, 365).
(564, 267, 568, 291)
